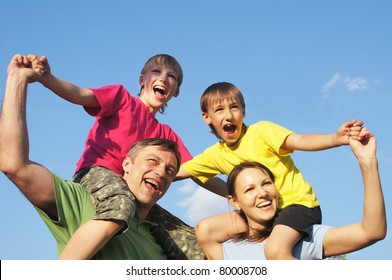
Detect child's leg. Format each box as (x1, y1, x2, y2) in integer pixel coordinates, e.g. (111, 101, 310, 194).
(264, 204, 322, 260)
(60, 219, 125, 259)
(264, 224, 301, 260)
(63, 166, 135, 259)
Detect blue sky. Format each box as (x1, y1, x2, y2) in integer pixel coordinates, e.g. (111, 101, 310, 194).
(0, 0, 391, 260)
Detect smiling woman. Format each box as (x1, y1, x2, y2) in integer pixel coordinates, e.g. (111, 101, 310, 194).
(226, 162, 277, 241)
(195, 131, 386, 260)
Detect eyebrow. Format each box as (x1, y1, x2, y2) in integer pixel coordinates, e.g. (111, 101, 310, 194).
(147, 153, 177, 171)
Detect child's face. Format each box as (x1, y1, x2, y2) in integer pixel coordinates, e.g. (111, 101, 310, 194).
(139, 63, 179, 115)
(202, 97, 245, 146)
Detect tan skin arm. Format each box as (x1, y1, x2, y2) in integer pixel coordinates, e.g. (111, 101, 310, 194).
(0, 55, 58, 218)
(196, 211, 247, 259)
(283, 120, 369, 151)
(175, 165, 228, 197)
(322, 134, 386, 257)
(30, 55, 99, 107)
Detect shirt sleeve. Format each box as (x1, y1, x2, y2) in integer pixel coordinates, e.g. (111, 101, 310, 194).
(85, 84, 130, 117)
(256, 121, 295, 156)
(294, 224, 332, 260)
(35, 173, 95, 255)
(166, 129, 193, 164)
(182, 145, 221, 183)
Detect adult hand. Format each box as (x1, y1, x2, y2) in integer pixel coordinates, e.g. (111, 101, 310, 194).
(7, 54, 43, 83)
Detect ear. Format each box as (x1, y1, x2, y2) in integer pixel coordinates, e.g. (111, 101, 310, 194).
(139, 75, 145, 86)
(122, 157, 131, 174)
(173, 87, 179, 98)
(227, 195, 240, 211)
(201, 112, 211, 125)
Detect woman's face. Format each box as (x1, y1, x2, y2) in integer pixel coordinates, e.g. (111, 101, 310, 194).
(229, 167, 278, 230)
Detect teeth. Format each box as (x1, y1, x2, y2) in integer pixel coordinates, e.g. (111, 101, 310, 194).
(223, 124, 236, 132)
(145, 179, 160, 191)
(154, 86, 166, 95)
(258, 201, 271, 208)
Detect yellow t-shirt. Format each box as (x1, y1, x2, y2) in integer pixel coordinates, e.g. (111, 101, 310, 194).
(183, 121, 319, 209)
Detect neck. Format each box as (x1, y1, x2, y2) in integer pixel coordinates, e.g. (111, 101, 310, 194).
(138, 93, 159, 116)
(137, 204, 152, 221)
(247, 220, 272, 242)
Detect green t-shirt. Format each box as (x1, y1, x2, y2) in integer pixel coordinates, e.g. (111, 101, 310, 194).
(35, 173, 166, 260)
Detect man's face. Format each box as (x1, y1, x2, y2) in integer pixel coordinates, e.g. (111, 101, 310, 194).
(122, 146, 178, 212)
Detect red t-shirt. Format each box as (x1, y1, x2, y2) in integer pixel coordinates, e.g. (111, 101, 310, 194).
(75, 84, 192, 175)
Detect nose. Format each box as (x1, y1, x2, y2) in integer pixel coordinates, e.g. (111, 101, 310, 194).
(224, 108, 233, 120)
(158, 72, 168, 84)
(154, 163, 165, 178)
(256, 186, 267, 198)
(159, 76, 167, 84)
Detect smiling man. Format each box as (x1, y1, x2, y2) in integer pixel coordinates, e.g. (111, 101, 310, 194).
(0, 54, 186, 260)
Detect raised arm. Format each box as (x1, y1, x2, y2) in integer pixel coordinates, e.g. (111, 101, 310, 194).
(322, 131, 386, 257)
(283, 119, 369, 151)
(175, 166, 228, 197)
(195, 211, 247, 259)
(0, 55, 58, 217)
(32, 55, 99, 107)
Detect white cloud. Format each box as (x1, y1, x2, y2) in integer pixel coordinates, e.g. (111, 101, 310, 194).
(321, 72, 370, 96)
(177, 187, 230, 224)
(178, 181, 197, 194)
(346, 77, 368, 92)
(322, 72, 342, 93)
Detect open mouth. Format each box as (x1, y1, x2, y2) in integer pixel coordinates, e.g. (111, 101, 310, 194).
(144, 179, 160, 191)
(223, 124, 236, 134)
(153, 86, 166, 97)
(257, 200, 272, 210)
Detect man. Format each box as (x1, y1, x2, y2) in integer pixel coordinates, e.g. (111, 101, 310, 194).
(0, 54, 202, 259)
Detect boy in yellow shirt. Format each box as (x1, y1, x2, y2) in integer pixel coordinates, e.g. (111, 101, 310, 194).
(176, 82, 364, 259)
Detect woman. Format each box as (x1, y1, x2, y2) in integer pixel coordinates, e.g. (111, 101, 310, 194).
(196, 131, 386, 259)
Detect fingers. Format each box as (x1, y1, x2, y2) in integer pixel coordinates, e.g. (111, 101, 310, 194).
(359, 126, 372, 140)
(10, 54, 48, 78)
(39, 55, 48, 63)
(12, 54, 32, 68)
(26, 54, 47, 74)
(349, 126, 373, 145)
(346, 123, 362, 139)
(344, 119, 366, 139)
(352, 120, 364, 128)
(31, 59, 46, 74)
(27, 54, 39, 62)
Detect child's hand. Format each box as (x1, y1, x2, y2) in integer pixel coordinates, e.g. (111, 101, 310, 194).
(336, 119, 364, 145)
(27, 54, 50, 75)
(26, 54, 52, 85)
